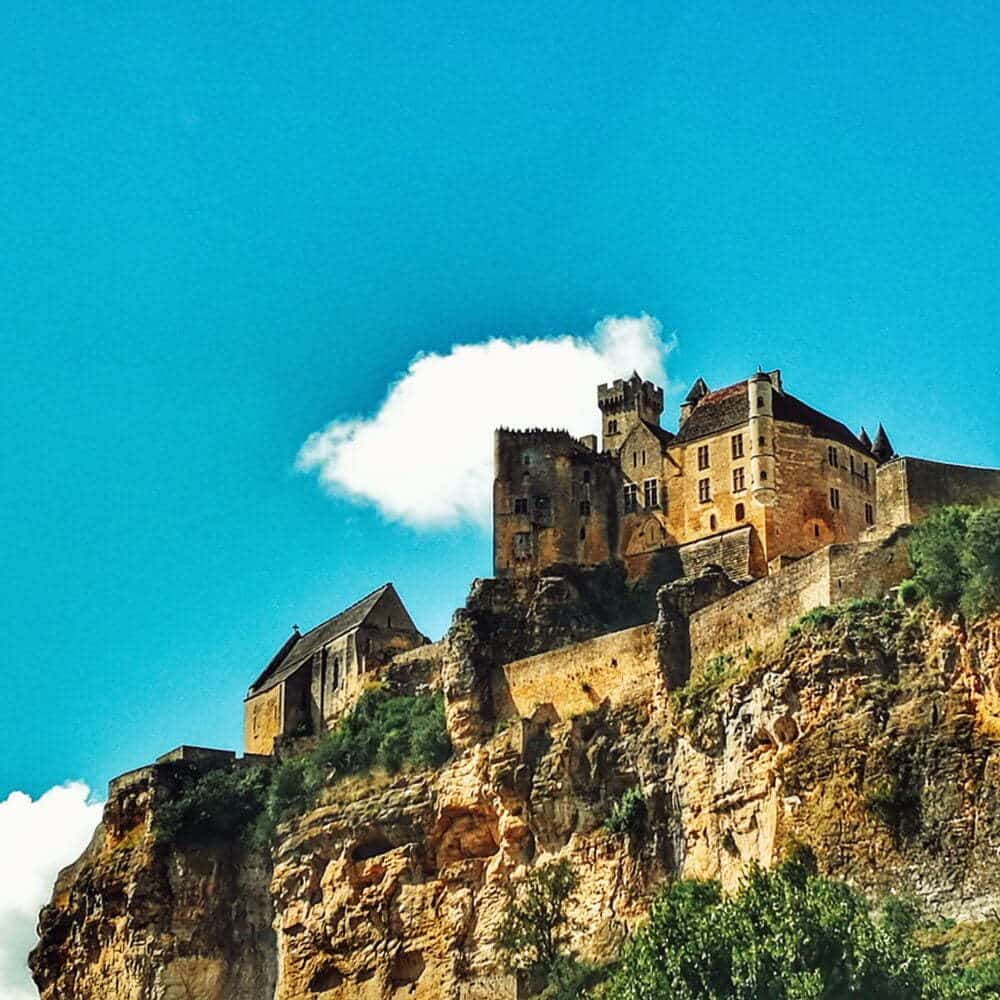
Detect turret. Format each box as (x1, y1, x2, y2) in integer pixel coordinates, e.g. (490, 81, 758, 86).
(679, 377, 709, 427)
(748, 370, 777, 506)
(871, 424, 895, 465)
(597, 371, 664, 453)
(858, 426, 873, 452)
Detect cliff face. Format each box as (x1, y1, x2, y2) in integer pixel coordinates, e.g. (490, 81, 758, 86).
(31, 601, 1000, 1000)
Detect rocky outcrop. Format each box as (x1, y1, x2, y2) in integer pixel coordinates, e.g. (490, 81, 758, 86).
(31, 603, 1000, 999)
(30, 764, 276, 1000)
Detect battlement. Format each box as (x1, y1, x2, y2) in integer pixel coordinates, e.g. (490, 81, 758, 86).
(597, 373, 664, 414)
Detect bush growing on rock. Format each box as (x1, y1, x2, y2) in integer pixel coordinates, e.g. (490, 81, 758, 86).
(910, 503, 1000, 621)
(599, 855, 1000, 1000)
(157, 690, 451, 848)
(604, 787, 646, 836)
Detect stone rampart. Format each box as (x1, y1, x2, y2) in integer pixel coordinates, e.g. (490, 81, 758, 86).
(688, 531, 910, 668)
(496, 623, 659, 722)
(878, 456, 1000, 529)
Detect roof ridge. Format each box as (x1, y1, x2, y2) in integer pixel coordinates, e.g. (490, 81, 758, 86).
(298, 582, 391, 639)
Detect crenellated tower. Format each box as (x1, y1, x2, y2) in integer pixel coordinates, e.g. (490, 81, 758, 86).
(597, 372, 664, 454)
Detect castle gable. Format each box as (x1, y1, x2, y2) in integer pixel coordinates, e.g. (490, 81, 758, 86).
(248, 583, 400, 696)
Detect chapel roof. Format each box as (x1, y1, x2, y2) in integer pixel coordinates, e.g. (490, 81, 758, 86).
(672, 379, 867, 452)
(247, 583, 398, 697)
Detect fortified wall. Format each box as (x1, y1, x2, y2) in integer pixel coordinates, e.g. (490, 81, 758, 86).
(878, 457, 1000, 529)
(687, 528, 911, 670)
(495, 623, 659, 723)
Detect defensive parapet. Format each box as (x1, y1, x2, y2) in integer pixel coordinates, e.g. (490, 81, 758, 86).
(877, 457, 1000, 530)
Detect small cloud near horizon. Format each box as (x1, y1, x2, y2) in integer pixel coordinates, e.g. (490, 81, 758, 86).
(0, 784, 103, 1000)
(297, 314, 675, 528)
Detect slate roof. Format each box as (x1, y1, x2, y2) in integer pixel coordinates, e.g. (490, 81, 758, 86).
(248, 583, 394, 697)
(641, 419, 676, 448)
(672, 380, 866, 452)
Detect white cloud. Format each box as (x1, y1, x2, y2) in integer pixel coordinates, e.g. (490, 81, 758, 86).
(0, 784, 103, 1000)
(297, 314, 674, 528)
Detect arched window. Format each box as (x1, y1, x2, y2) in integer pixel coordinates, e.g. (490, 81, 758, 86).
(735, 503, 745, 521)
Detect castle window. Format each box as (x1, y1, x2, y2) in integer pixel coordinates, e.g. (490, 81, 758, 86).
(710, 514, 718, 530)
(827, 446, 839, 468)
(863, 463, 870, 483)
(514, 532, 532, 559)
(623, 483, 639, 512)
(582, 470, 591, 484)
(757, 395, 764, 408)
(830, 487, 841, 511)
(641, 449, 647, 465)
(579, 526, 586, 540)
(814, 524, 820, 537)
(633, 451, 638, 468)
(522, 453, 531, 466)
(865, 502, 874, 526)
(579, 500, 591, 516)
(514, 497, 528, 515)
(850, 454, 856, 474)
(697, 445, 710, 470)
(731, 434, 744, 459)
(759, 435, 766, 447)
(698, 477, 711, 503)
(608, 419, 618, 434)
(643, 478, 659, 508)
(732, 467, 746, 492)
(735, 502, 745, 521)
(760, 470, 768, 481)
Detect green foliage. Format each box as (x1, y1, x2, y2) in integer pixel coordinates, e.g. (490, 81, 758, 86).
(671, 653, 745, 729)
(158, 691, 451, 848)
(910, 503, 1000, 621)
(495, 859, 579, 979)
(155, 764, 271, 846)
(900, 578, 925, 607)
(865, 774, 920, 836)
(604, 787, 646, 836)
(537, 956, 609, 1000)
(600, 856, 1000, 1000)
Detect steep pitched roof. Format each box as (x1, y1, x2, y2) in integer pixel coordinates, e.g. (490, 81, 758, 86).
(684, 377, 710, 403)
(871, 424, 895, 464)
(672, 379, 866, 452)
(858, 426, 873, 451)
(248, 583, 396, 697)
(641, 419, 676, 448)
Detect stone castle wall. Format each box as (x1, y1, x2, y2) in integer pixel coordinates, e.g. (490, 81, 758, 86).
(688, 530, 911, 668)
(496, 623, 658, 722)
(878, 457, 1000, 529)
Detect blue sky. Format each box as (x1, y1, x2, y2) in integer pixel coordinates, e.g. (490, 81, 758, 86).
(3, 1, 1000, 810)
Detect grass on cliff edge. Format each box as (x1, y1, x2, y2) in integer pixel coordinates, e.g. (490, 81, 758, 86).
(154, 688, 451, 848)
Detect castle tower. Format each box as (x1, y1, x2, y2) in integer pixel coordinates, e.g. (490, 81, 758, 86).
(871, 424, 895, 464)
(597, 371, 664, 453)
(748, 370, 777, 506)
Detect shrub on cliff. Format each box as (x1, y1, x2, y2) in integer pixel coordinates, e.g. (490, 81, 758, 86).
(496, 859, 579, 981)
(155, 764, 270, 846)
(910, 503, 1000, 621)
(158, 691, 451, 848)
(600, 855, 1000, 1000)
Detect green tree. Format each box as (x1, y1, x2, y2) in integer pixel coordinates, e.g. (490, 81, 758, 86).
(495, 859, 579, 980)
(601, 856, 988, 1000)
(909, 504, 1000, 621)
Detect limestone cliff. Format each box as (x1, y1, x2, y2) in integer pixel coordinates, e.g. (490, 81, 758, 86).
(31, 599, 1000, 999)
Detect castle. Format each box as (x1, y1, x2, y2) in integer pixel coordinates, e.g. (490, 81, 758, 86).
(494, 369, 890, 584)
(242, 366, 1000, 756)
